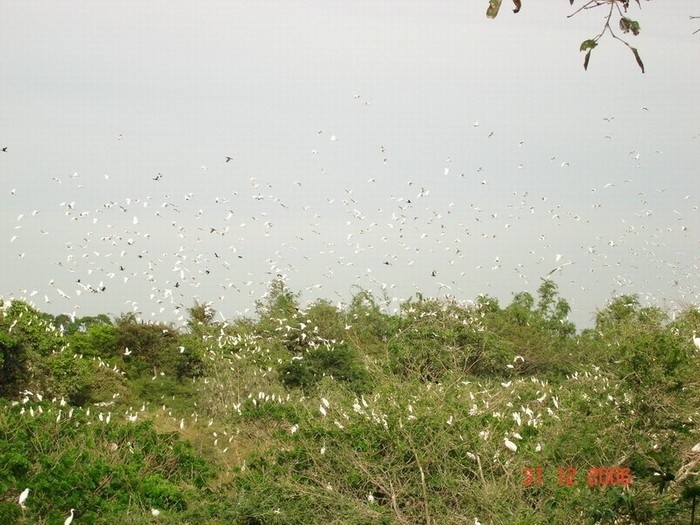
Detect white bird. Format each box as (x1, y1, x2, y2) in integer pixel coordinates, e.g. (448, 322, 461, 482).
(504, 437, 518, 452)
(64, 508, 75, 525)
(151, 508, 161, 516)
(19, 488, 29, 508)
(693, 332, 700, 352)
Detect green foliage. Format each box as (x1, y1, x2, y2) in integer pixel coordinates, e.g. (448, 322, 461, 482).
(0, 401, 215, 524)
(112, 315, 204, 381)
(346, 291, 399, 353)
(33, 351, 94, 405)
(1, 294, 699, 524)
(186, 300, 215, 333)
(255, 277, 300, 321)
(0, 332, 26, 398)
(388, 297, 510, 381)
(619, 16, 641, 36)
(69, 322, 120, 358)
(489, 0, 648, 72)
(486, 0, 503, 19)
(279, 342, 371, 394)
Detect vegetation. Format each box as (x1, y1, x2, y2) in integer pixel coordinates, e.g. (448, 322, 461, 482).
(487, 0, 698, 73)
(1, 280, 699, 524)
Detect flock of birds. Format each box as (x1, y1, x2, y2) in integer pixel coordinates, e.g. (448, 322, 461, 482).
(2, 101, 698, 329)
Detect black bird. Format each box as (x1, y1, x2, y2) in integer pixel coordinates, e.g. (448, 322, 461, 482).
(1, 147, 7, 152)
(225, 156, 233, 163)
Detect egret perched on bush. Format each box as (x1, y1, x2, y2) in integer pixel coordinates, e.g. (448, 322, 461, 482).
(64, 508, 75, 525)
(693, 332, 700, 352)
(18, 488, 29, 509)
(504, 437, 518, 452)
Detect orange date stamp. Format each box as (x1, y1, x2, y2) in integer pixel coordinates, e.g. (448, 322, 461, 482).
(523, 466, 632, 488)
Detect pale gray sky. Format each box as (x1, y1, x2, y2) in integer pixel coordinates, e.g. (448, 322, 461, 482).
(1, 1, 699, 328)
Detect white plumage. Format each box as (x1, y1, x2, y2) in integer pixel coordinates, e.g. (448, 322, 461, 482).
(18, 488, 29, 508)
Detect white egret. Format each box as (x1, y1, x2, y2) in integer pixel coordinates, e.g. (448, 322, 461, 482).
(64, 508, 75, 525)
(18, 488, 29, 508)
(504, 437, 518, 452)
(693, 332, 700, 352)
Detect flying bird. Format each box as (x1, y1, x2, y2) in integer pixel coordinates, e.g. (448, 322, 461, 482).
(543, 261, 573, 280)
(225, 156, 233, 162)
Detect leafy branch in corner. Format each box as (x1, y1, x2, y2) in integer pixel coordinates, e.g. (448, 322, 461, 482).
(570, 0, 644, 73)
(486, 0, 647, 73)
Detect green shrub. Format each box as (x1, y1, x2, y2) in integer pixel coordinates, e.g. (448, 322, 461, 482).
(278, 342, 371, 393)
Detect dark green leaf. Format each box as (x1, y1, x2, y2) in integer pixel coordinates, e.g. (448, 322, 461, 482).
(584, 49, 592, 71)
(580, 39, 597, 52)
(620, 17, 641, 36)
(486, 0, 502, 19)
(631, 47, 645, 73)
(619, 17, 630, 33)
(631, 20, 641, 36)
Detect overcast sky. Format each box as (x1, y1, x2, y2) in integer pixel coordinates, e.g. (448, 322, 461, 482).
(1, 1, 699, 328)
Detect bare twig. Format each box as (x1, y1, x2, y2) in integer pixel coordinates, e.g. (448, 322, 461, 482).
(409, 445, 432, 525)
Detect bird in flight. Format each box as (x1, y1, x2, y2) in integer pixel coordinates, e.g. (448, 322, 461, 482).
(1, 147, 7, 152)
(226, 156, 233, 162)
(543, 261, 573, 280)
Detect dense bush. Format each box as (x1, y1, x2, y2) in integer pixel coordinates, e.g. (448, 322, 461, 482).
(1, 285, 699, 524)
(0, 401, 215, 524)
